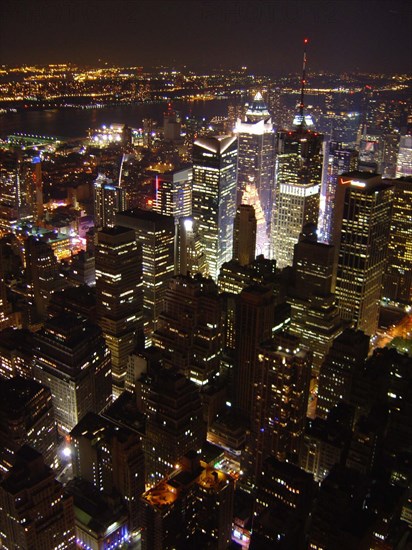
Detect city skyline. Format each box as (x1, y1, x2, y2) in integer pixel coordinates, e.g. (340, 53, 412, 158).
(0, 0, 411, 73)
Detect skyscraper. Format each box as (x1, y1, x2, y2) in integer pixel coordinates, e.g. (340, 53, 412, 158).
(235, 285, 274, 419)
(232, 204, 257, 266)
(192, 135, 237, 280)
(396, 135, 412, 178)
(153, 274, 222, 386)
(138, 366, 206, 485)
(383, 177, 412, 305)
(0, 446, 76, 550)
(320, 143, 358, 243)
(25, 235, 65, 320)
(334, 172, 393, 336)
(32, 314, 112, 434)
(272, 128, 324, 267)
(288, 224, 343, 375)
(317, 328, 370, 420)
(0, 377, 58, 473)
(70, 411, 145, 532)
(243, 334, 311, 481)
(94, 173, 127, 228)
(234, 94, 275, 254)
(152, 165, 192, 219)
(115, 208, 175, 344)
(95, 226, 143, 395)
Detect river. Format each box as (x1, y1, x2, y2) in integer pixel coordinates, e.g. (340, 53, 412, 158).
(0, 99, 230, 139)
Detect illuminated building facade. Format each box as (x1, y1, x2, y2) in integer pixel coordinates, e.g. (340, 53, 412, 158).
(383, 177, 412, 305)
(66, 479, 129, 550)
(243, 334, 311, 481)
(396, 135, 412, 177)
(232, 204, 257, 266)
(141, 452, 234, 550)
(32, 314, 112, 434)
(334, 172, 393, 336)
(320, 143, 358, 244)
(0, 446, 76, 550)
(153, 274, 222, 385)
(115, 208, 175, 344)
(152, 166, 192, 219)
(192, 135, 237, 280)
(272, 128, 323, 267)
(138, 367, 206, 485)
(316, 329, 370, 420)
(25, 235, 65, 320)
(94, 173, 127, 228)
(289, 225, 342, 375)
(0, 328, 33, 379)
(95, 226, 143, 395)
(70, 412, 145, 531)
(235, 94, 275, 251)
(0, 377, 58, 473)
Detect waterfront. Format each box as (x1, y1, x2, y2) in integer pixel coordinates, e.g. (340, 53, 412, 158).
(0, 99, 229, 139)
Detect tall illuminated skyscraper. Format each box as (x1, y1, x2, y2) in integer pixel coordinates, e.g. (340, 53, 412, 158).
(272, 39, 324, 267)
(152, 166, 192, 219)
(94, 173, 127, 228)
(115, 208, 175, 344)
(382, 177, 412, 305)
(192, 135, 237, 280)
(235, 93, 275, 253)
(334, 172, 393, 336)
(320, 144, 358, 243)
(95, 226, 144, 396)
(272, 128, 324, 268)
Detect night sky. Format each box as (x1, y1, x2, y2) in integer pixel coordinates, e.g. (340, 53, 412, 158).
(0, 0, 411, 73)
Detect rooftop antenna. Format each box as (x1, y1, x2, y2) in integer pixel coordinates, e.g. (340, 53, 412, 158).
(299, 38, 309, 122)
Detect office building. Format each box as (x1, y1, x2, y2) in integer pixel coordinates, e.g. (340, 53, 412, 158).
(234, 94, 275, 252)
(32, 314, 112, 434)
(65, 478, 129, 550)
(252, 457, 316, 549)
(70, 412, 145, 531)
(115, 208, 175, 344)
(396, 135, 412, 178)
(317, 328, 370, 420)
(192, 135, 237, 280)
(25, 235, 65, 319)
(333, 172, 393, 336)
(383, 177, 412, 305)
(235, 285, 274, 419)
(232, 204, 257, 266)
(288, 225, 343, 375)
(153, 274, 222, 385)
(0, 377, 58, 473)
(95, 226, 143, 395)
(94, 173, 126, 229)
(141, 452, 234, 550)
(152, 165, 192, 219)
(300, 404, 352, 482)
(0, 328, 33, 379)
(272, 128, 323, 267)
(243, 334, 311, 480)
(321, 144, 358, 243)
(138, 366, 206, 485)
(0, 446, 76, 550)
